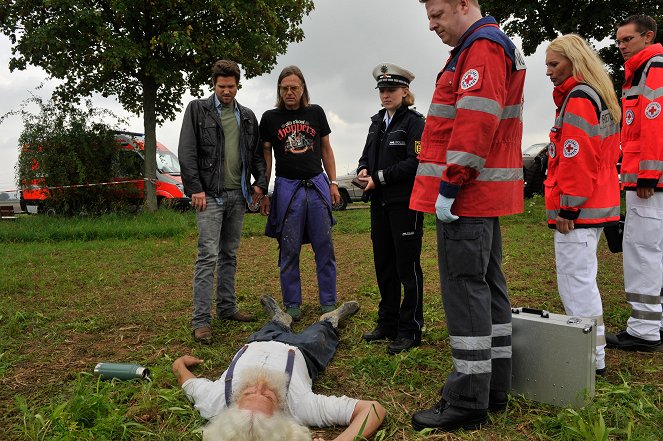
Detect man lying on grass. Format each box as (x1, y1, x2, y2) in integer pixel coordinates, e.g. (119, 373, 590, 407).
(172, 295, 386, 441)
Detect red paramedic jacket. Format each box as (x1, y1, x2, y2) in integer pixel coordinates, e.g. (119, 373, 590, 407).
(620, 43, 663, 190)
(409, 16, 526, 217)
(544, 77, 621, 227)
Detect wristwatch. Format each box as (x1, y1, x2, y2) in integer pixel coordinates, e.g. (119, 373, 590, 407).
(330, 180, 339, 186)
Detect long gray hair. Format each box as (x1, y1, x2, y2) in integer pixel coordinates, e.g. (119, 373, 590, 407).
(203, 407, 311, 441)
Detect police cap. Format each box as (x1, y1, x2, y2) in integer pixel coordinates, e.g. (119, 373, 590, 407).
(372, 63, 415, 89)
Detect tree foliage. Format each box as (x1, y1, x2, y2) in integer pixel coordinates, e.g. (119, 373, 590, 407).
(11, 97, 137, 215)
(482, 0, 662, 91)
(0, 0, 314, 210)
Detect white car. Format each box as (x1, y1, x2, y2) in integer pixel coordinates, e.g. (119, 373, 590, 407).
(335, 169, 366, 210)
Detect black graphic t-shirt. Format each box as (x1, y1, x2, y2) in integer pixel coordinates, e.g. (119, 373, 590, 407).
(259, 104, 331, 180)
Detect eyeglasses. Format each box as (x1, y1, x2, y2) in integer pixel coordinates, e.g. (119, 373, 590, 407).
(279, 85, 302, 93)
(615, 32, 646, 47)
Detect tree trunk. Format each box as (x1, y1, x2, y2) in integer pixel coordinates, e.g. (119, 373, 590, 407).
(142, 77, 158, 212)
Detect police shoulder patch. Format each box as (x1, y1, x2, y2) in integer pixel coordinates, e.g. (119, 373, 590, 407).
(414, 141, 422, 154)
(645, 102, 661, 119)
(563, 139, 580, 158)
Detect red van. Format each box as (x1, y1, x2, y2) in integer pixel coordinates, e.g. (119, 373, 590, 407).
(20, 131, 190, 213)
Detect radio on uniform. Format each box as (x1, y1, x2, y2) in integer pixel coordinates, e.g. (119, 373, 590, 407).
(511, 307, 596, 408)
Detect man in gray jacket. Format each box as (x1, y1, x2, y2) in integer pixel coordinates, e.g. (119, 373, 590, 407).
(178, 59, 267, 343)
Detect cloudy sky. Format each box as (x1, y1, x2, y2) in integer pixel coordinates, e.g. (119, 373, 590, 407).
(0, 0, 556, 191)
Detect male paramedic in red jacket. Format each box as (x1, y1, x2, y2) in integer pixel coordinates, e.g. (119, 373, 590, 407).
(410, 0, 526, 432)
(606, 15, 663, 352)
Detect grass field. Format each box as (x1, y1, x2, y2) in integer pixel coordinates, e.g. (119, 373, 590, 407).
(0, 196, 661, 440)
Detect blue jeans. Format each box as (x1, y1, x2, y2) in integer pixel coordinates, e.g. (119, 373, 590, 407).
(192, 190, 246, 329)
(247, 320, 339, 380)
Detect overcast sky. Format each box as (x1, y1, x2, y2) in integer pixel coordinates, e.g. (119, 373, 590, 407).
(0, 0, 556, 191)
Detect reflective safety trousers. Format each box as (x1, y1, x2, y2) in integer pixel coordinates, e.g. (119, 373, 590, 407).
(545, 81, 621, 227)
(621, 43, 663, 190)
(410, 21, 526, 217)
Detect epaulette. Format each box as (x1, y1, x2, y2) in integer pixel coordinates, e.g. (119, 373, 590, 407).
(410, 108, 425, 119)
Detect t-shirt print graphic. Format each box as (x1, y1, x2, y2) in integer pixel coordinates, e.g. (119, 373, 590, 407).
(278, 120, 316, 154)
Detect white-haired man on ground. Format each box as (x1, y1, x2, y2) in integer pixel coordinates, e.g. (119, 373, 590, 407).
(172, 296, 386, 441)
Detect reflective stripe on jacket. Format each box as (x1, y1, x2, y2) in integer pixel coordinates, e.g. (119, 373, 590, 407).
(409, 17, 526, 216)
(621, 43, 663, 190)
(545, 80, 621, 227)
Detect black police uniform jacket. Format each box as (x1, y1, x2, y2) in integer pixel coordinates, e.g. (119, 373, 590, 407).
(357, 105, 425, 204)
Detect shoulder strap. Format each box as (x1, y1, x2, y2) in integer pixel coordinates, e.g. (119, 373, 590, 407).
(623, 54, 663, 100)
(555, 84, 618, 137)
(224, 345, 297, 406)
(555, 84, 603, 126)
(225, 345, 249, 406)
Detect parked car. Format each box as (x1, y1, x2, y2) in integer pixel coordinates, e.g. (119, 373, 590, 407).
(522, 142, 548, 198)
(335, 169, 366, 210)
(335, 142, 552, 207)
(20, 131, 190, 214)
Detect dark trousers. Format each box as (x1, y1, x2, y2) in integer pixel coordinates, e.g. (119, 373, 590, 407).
(371, 200, 424, 340)
(247, 320, 339, 380)
(436, 217, 512, 410)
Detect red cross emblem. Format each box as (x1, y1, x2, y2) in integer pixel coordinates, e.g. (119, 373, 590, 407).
(645, 102, 661, 119)
(563, 139, 579, 158)
(460, 69, 479, 90)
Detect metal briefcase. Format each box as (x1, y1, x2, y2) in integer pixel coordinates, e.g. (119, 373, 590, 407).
(511, 307, 596, 408)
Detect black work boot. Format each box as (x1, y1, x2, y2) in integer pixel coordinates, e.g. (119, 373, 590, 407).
(421, 389, 508, 414)
(487, 390, 508, 412)
(362, 327, 395, 342)
(605, 330, 661, 352)
(387, 337, 421, 354)
(412, 400, 487, 432)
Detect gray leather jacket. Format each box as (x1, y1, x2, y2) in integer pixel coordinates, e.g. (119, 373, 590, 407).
(178, 94, 267, 198)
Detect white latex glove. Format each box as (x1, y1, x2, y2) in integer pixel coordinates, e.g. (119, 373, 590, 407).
(435, 194, 459, 223)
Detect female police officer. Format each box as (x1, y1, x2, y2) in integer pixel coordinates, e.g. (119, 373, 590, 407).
(356, 63, 425, 354)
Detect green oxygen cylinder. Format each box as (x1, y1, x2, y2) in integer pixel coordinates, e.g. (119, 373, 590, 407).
(94, 362, 150, 380)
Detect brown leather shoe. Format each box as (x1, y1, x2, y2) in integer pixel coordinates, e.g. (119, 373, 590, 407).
(193, 326, 212, 344)
(227, 311, 256, 322)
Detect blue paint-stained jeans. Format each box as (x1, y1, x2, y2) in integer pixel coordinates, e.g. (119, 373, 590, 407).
(436, 217, 512, 410)
(247, 320, 339, 380)
(192, 190, 246, 329)
(279, 182, 337, 308)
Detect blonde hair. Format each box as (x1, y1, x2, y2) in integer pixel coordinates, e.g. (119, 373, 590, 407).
(547, 34, 621, 122)
(403, 89, 415, 107)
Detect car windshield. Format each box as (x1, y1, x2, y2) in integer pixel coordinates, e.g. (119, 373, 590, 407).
(157, 150, 181, 174)
(522, 143, 547, 156)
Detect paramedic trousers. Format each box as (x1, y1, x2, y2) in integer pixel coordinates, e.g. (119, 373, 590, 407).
(371, 200, 424, 341)
(436, 217, 512, 410)
(554, 227, 606, 369)
(623, 191, 663, 341)
(192, 190, 246, 329)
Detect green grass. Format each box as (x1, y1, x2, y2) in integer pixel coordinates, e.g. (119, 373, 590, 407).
(1, 198, 661, 440)
(0, 209, 196, 243)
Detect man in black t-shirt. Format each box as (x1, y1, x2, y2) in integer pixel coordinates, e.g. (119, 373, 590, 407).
(260, 65, 341, 322)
